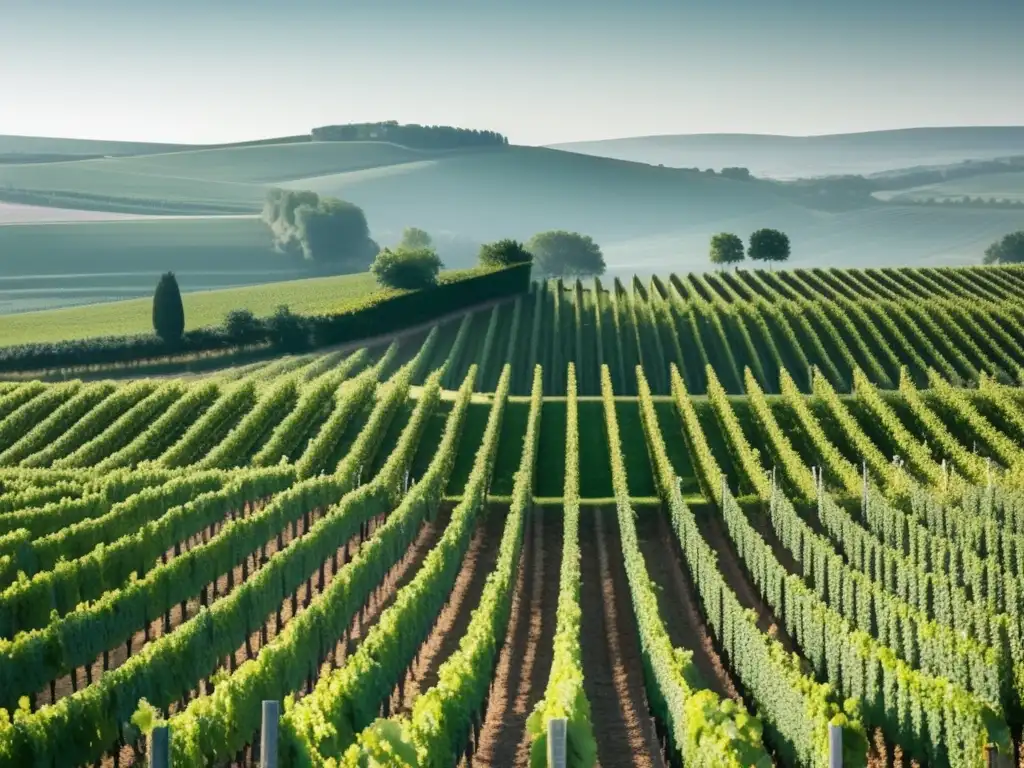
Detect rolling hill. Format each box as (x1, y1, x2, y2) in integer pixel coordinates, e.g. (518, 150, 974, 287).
(0, 141, 454, 214)
(550, 126, 1024, 179)
(0, 217, 299, 314)
(0, 131, 1022, 317)
(0, 134, 190, 157)
(877, 169, 1024, 203)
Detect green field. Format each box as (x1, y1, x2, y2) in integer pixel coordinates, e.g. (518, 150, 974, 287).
(0, 272, 378, 343)
(2, 264, 1024, 767)
(0, 267, 488, 344)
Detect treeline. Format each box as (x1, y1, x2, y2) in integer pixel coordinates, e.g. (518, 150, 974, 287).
(911, 196, 1024, 208)
(0, 265, 531, 373)
(678, 166, 754, 181)
(310, 121, 507, 149)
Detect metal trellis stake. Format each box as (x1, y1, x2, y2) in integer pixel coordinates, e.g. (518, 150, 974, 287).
(261, 700, 279, 768)
(828, 722, 843, 768)
(547, 717, 567, 768)
(148, 725, 169, 768)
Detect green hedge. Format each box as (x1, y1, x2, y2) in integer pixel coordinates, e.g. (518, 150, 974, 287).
(308, 264, 531, 346)
(0, 264, 531, 373)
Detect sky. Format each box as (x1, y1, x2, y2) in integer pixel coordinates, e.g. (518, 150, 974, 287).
(2, 0, 1023, 146)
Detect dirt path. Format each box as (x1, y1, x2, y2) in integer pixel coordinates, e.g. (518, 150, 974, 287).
(636, 507, 740, 701)
(394, 505, 508, 715)
(473, 507, 562, 767)
(580, 507, 665, 768)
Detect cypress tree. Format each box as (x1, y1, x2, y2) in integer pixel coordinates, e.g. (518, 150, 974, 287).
(152, 271, 185, 344)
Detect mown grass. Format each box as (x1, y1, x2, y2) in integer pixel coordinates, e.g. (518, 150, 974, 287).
(0, 268, 483, 346)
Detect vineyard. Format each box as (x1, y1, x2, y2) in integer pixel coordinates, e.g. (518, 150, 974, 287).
(3, 265, 1024, 767)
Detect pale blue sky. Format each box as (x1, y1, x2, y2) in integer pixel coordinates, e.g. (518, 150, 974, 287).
(2, 0, 1022, 145)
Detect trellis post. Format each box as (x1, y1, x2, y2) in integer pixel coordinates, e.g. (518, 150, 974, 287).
(861, 459, 868, 513)
(547, 717, 567, 768)
(261, 700, 279, 768)
(984, 744, 1011, 767)
(148, 725, 169, 768)
(828, 722, 842, 768)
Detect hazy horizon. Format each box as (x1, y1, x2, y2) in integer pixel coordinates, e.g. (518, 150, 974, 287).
(7, 125, 1024, 150)
(3, 0, 1024, 146)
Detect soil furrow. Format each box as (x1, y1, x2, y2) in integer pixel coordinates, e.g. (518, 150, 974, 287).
(636, 506, 740, 701)
(474, 507, 562, 767)
(696, 505, 798, 653)
(581, 507, 664, 768)
(394, 505, 507, 715)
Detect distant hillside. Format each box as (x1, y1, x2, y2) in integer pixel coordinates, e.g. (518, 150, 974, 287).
(550, 127, 1024, 180)
(0, 141, 449, 214)
(0, 135, 192, 157)
(876, 169, 1024, 204)
(283, 145, 800, 242)
(0, 134, 1021, 314)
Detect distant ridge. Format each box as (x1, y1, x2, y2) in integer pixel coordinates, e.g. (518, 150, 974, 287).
(549, 125, 1024, 145)
(550, 126, 1024, 179)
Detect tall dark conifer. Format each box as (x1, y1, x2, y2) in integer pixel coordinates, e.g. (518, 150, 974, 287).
(152, 271, 185, 343)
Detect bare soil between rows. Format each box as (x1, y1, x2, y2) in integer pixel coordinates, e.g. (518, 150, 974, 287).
(580, 506, 665, 768)
(393, 504, 509, 715)
(473, 506, 562, 767)
(635, 506, 740, 701)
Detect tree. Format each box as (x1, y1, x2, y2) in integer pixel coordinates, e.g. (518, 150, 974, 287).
(262, 189, 378, 269)
(261, 188, 319, 258)
(370, 246, 443, 289)
(399, 227, 433, 250)
(709, 233, 745, 269)
(478, 238, 533, 268)
(984, 231, 1024, 264)
(152, 272, 185, 344)
(748, 229, 791, 269)
(526, 231, 605, 278)
(266, 306, 309, 352)
(720, 167, 753, 181)
(224, 309, 263, 344)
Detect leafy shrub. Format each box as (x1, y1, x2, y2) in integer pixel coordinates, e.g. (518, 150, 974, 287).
(370, 247, 443, 289)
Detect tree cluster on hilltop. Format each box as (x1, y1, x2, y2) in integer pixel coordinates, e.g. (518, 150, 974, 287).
(984, 231, 1024, 265)
(710, 229, 790, 269)
(526, 231, 605, 278)
(261, 189, 379, 270)
(311, 121, 507, 149)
